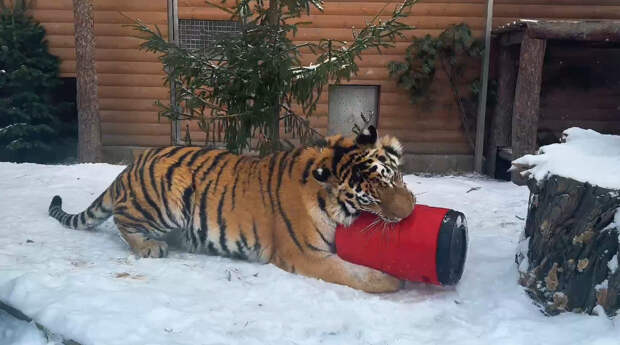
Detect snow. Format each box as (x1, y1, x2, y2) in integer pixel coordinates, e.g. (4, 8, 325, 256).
(512, 127, 620, 190)
(1, 162, 619, 345)
(293, 57, 349, 76)
(604, 209, 620, 275)
(0, 123, 27, 134)
(516, 236, 529, 274)
(609, 254, 619, 274)
(0, 310, 53, 345)
(604, 208, 620, 233)
(595, 280, 609, 291)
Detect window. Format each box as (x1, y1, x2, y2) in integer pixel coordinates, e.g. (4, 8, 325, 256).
(328, 85, 379, 136)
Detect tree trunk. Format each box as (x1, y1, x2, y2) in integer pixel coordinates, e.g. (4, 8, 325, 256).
(516, 175, 620, 316)
(73, 0, 102, 162)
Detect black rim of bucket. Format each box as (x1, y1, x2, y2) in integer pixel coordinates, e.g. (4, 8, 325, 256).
(436, 210, 468, 285)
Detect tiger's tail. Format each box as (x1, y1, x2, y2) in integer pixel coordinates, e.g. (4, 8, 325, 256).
(48, 184, 116, 230)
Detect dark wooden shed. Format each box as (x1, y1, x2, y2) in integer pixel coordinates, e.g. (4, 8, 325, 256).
(485, 19, 620, 182)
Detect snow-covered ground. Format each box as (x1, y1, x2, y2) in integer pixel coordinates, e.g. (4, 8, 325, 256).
(0, 162, 618, 345)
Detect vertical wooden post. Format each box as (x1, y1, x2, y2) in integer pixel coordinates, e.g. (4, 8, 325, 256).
(486, 43, 518, 177)
(511, 34, 546, 185)
(73, 0, 102, 162)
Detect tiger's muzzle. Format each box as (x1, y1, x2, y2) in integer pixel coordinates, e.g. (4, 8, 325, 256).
(375, 184, 415, 223)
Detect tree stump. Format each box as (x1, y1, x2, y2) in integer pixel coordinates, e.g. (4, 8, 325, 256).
(516, 175, 620, 316)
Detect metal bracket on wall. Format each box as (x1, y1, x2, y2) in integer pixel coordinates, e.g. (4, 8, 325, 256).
(167, 0, 181, 145)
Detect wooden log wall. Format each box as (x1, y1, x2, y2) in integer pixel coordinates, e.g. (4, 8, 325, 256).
(28, 0, 620, 158)
(29, 0, 172, 153)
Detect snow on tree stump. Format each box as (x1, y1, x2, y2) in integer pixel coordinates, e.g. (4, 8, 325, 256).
(512, 128, 620, 316)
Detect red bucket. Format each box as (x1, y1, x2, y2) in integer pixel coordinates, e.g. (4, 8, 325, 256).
(335, 205, 468, 285)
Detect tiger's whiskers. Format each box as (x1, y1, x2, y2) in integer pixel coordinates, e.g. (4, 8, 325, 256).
(360, 217, 383, 233)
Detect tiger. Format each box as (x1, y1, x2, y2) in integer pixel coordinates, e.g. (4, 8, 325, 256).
(48, 126, 415, 293)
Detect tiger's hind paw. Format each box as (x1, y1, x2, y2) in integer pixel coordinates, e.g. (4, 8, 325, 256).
(136, 240, 169, 258)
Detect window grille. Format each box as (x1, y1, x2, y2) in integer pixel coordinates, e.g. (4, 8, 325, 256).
(178, 19, 242, 50)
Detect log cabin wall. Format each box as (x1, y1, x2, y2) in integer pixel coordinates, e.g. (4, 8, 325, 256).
(28, 0, 620, 170)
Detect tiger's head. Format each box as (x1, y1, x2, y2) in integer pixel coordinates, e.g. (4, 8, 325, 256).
(311, 126, 415, 226)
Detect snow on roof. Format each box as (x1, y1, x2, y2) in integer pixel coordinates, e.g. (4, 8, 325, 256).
(512, 127, 620, 190)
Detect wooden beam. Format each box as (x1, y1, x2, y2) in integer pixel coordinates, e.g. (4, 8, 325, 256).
(486, 43, 518, 177)
(511, 34, 547, 185)
(525, 20, 620, 42)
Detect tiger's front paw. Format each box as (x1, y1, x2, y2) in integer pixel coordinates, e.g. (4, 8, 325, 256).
(363, 270, 403, 293)
(136, 240, 169, 258)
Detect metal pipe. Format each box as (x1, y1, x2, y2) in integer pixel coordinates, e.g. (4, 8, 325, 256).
(167, 0, 181, 145)
(474, 0, 494, 173)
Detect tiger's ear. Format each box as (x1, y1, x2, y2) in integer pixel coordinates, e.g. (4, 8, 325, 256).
(355, 126, 377, 147)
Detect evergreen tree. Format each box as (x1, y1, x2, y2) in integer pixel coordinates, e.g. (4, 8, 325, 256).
(0, 0, 69, 162)
(134, 0, 415, 154)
